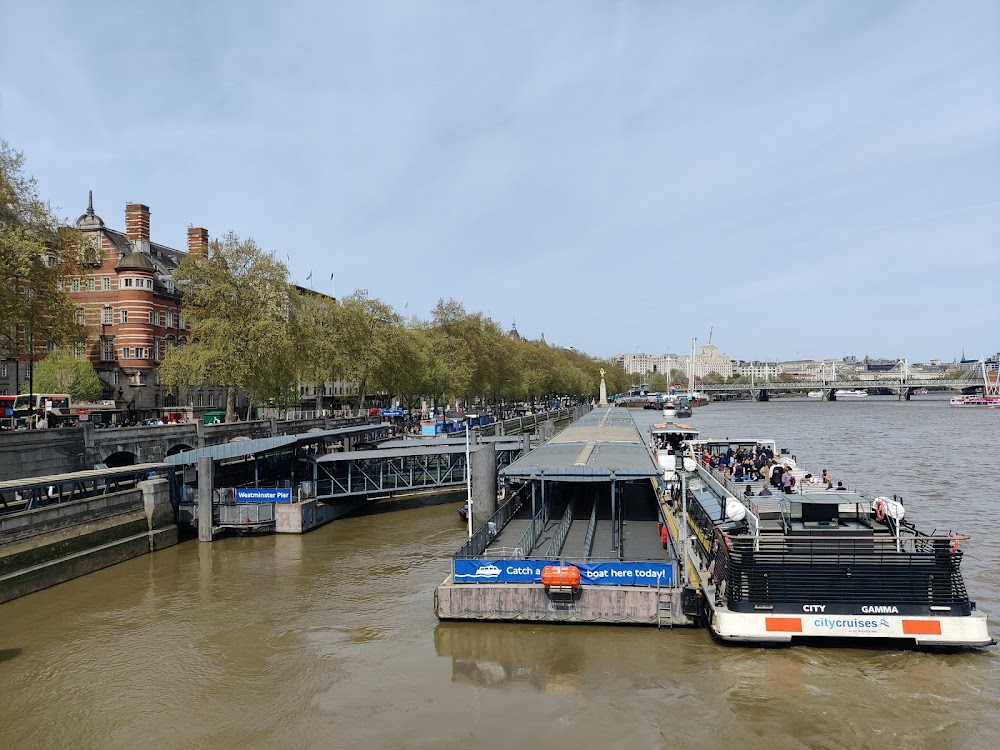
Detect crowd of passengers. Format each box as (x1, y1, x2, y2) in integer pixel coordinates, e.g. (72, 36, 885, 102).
(699, 444, 843, 495)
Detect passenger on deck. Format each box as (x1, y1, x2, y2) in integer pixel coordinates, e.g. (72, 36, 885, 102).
(758, 486, 773, 496)
(822, 470, 833, 489)
(743, 484, 754, 497)
(771, 464, 784, 488)
(835, 481, 847, 491)
(782, 471, 793, 493)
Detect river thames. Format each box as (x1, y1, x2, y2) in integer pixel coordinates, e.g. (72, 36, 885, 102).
(1, 396, 998, 749)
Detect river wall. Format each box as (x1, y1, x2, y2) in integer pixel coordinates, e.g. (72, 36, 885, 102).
(0, 478, 177, 603)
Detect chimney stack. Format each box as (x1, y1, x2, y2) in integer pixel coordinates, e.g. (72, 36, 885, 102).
(187, 227, 209, 256)
(125, 203, 151, 253)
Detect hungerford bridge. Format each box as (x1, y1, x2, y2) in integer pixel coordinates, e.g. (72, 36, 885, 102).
(695, 360, 991, 401)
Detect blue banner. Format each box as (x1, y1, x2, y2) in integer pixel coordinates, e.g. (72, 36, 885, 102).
(453, 559, 674, 586)
(235, 487, 293, 503)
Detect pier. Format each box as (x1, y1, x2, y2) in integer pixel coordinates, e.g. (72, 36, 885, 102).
(435, 408, 697, 626)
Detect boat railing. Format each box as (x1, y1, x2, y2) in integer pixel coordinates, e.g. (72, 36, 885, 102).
(545, 500, 574, 558)
(583, 495, 599, 559)
(714, 529, 973, 607)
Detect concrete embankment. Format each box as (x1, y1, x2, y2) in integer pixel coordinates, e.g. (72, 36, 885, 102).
(0, 478, 177, 603)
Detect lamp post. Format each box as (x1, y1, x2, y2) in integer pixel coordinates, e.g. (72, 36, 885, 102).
(465, 414, 478, 539)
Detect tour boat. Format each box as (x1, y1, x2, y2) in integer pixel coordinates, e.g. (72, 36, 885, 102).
(662, 401, 677, 418)
(654, 425, 993, 647)
(949, 395, 1000, 408)
(807, 391, 823, 398)
(834, 389, 868, 397)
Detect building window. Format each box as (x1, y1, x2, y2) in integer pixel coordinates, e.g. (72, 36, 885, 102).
(147, 279, 154, 289)
(102, 276, 111, 291)
(76, 306, 85, 325)
(165, 310, 174, 328)
(71, 278, 80, 292)
(120, 310, 128, 324)
(122, 278, 133, 288)
(112, 370, 120, 385)
(0, 364, 6, 377)
(121, 347, 130, 359)
(102, 339, 115, 361)
(178, 314, 185, 330)
(0, 388, 7, 396)
(86, 277, 96, 292)
(165, 280, 175, 293)
(148, 310, 156, 324)
(158, 311, 164, 326)
(102, 306, 113, 325)
(57, 279, 65, 292)
(74, 343, 86, 359)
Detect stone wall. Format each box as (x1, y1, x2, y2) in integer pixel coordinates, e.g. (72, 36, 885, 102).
(0, 478, 177, 603)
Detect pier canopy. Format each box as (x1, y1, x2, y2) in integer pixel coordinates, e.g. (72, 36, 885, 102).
(162, 424, 391, 466)
(501, 408, 660, 482)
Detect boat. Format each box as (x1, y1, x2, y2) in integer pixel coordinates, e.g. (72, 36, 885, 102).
(834, 389, 868, 397)
(675, 398, 693, 418)
(949, 359, 999, 407)
(654, 423, 993, 647)
(807, 391, 823, 398)
(458, 502, 470, 522)
(662, 400, 677, 418)
(950, 395, 1000, 408)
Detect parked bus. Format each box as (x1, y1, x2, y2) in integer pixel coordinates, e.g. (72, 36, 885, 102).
(12, 393, 72, 425)
(0, 395, 15, 429)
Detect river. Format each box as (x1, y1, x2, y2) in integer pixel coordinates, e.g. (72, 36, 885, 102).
(1, 396, 998, 749)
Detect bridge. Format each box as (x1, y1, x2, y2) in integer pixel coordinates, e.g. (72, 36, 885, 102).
(697, 378, 979, 401)
(0, 414, 374, 480)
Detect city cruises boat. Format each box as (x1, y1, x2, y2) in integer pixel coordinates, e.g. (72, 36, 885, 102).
(654, 425, 993, 647)
(949, 395, 1000, 408)
(834, 389, 868, 397)
(807, 391, 823, 398)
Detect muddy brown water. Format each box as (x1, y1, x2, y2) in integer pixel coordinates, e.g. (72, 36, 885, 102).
(1, 396, 998, 749)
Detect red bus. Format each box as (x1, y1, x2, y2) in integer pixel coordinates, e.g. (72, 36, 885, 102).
(0, 395, 15, 428)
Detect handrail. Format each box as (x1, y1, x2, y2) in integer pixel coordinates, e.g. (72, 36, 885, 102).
(515, 508, 546, 559)
(583, 495, 599, 559)
(545, 500, 574, 558)
(453, 490, 523, 558)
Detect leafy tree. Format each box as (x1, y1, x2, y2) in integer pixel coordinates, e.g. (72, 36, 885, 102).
(24, 349, 102, 401)
(0, 141, 86, 389)
(159, 232, 295, 421)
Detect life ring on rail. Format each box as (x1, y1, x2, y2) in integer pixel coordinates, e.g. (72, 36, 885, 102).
(874, 500, 887, 521)
(949, 534, 961, 554)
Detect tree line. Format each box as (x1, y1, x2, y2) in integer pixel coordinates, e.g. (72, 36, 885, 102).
(158, 233, 635, 419)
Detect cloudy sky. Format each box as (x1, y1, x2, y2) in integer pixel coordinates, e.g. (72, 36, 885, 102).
(2, 1, 998, 362)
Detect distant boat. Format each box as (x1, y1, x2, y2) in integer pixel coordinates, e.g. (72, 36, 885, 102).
(807, 391, 823, 398)
(950, 395, 1000, 408)
(835, 389, 868, 398)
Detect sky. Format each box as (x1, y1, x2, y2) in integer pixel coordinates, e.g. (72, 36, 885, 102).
(2, 0, 998, 363)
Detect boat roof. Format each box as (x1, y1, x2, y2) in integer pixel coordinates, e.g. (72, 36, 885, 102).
(650, 422, 699, 436)
(791, 491, 870, 505)
(501, 408, 660, 482)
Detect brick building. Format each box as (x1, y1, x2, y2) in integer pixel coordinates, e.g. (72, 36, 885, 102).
(62, 193, 226, 420)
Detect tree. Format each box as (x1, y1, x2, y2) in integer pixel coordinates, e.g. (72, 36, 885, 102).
(0, 141, 86, 393)
(159, 232, 295, 421)
(25, 349, 101, 401)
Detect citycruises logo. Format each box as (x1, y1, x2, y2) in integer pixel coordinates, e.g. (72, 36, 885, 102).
(813, 617, 892, 632)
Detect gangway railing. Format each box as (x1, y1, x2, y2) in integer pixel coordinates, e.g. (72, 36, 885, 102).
(453, 490, 523, 558)
(545, 500, 574, 558)
(582, 495, 599, 560)
(515, 507, 546, 559)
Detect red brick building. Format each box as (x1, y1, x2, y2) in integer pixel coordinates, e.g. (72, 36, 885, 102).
(62, 193, 227, 420)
